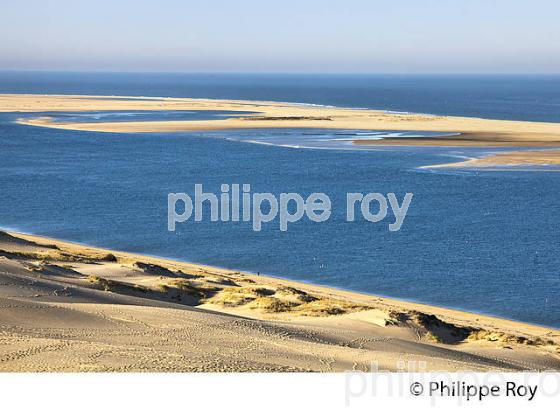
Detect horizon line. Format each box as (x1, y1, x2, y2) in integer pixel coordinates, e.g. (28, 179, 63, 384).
(1, 69, 560, 77)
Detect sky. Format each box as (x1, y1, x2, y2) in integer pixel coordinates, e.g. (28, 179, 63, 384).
(1, 0, 559, 74)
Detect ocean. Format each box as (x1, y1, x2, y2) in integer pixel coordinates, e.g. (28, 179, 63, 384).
(0, 72, 559, 327)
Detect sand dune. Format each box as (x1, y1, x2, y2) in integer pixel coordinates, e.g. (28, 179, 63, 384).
(0, 231, 558, 372)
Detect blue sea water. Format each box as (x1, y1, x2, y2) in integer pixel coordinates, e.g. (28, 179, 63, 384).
(32, 110, 257, 123)
(0, 72, 559, 327)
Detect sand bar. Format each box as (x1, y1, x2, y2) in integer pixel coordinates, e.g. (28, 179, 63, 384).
(7, 93, 560, 169)
(4, 94, 560, 149)
(421, 149, 560, 169)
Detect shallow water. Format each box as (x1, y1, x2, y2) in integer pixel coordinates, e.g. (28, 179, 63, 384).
(215, 128, 457, 149)
(21, 109, 255, 123)
(0, 112, 558, 327)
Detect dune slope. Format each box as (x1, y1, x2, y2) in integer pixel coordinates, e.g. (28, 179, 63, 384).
(0, 231, 558, 372)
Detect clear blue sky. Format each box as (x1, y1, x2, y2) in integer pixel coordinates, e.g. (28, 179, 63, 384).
(1, 0, 559, 73)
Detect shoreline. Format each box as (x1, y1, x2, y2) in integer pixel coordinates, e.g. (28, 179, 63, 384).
(2, 227, 556, 332)
(1, 229, 559, 371)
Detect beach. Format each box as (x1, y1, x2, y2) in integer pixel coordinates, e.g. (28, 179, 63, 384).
(6, 93, 560, 169)
(1, 230, 558, 372)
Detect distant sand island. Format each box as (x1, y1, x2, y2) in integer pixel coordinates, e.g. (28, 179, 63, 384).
(4, 93, 560, 168)
(1, 230, 559, 372)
